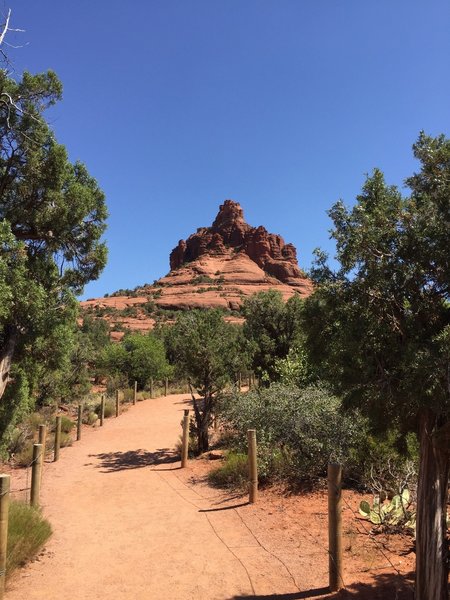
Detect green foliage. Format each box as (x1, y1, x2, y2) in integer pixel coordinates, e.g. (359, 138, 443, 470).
(99, 331, 171, 390)
(167, 309, 242, 452)
(219, 383, 367, 483)
(208, 452, 248, 488)
(359, 489, 415, 530)
(304, 134, 450, 430)
(59, 416, 74, 434)
(242, 290, 306, 382)
(59, 431, 73, 447)
(7, 501, 52, 577)
(0, 69, 107, 434)
(350, 430, 418, 498)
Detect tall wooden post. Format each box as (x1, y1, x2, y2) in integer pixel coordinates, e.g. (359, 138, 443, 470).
(150, 378, 154, 398)
(77, 404, 82, 441)
(181, 410, 190, 468)
(328, 462, 343, 592)
(247, 429, 258, 503)
(115, 390, 120, 417)
(164, 378, 168, 396)
(30, 443, 43, 507)
(54, 416, 62, 462)
(0, 474, 10, 599)
(100, 395, 105, 426)
(133, 380, 137, 405)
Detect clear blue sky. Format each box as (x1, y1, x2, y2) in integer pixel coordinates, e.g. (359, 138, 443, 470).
(9, 1, 450, 299)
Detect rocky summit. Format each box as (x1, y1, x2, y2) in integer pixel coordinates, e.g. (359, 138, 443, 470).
(81, 200, 313, 337)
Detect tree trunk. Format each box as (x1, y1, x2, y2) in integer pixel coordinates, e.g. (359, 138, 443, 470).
(415, 409, 449, 600)
(197, 424, 209, 454)
(0, 329, 17, 400)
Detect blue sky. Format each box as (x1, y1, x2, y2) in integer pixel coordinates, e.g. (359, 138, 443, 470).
(9, 1, 450, 299)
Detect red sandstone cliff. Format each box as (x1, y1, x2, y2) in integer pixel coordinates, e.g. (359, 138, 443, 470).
(169, 200, 306, 286)
(80, 200, 313, 336)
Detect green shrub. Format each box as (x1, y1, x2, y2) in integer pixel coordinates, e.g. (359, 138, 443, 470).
(59, 432, 73, 447)
(13, 443, 34, 467)
(208, 452, 248, 488)
(60, 416, 74, 434)
(84, 411, 98, 426)
(95, 399, 115, 418)
(26, 412, 45, 431)
(218, 383, 368, 484)
(7, 501, 52, 577)
(48, 415, 73, 434)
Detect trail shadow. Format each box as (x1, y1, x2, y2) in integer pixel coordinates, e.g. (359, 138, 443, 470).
(229, 571, 415, 599)
(91, 448, 178, 473)
(199, 502, 249, 513)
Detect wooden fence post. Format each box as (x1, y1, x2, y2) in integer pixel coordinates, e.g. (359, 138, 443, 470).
(30, 443, 43, 507)
(115, 390, 120, 417)
(100, 395, 105, 426)
(328, 462, 343, 592)
(238, 372, 242, 390)
(248, 373, 252, 390)
(150, 378, 154, 398)
(133, 380, 137, 405)
(0, 474, 10, 599)
(181, 410, 190, 468)
(38, 424, 47, 452)
(247, 429, 258, 503)
(164, 378, 168, 396)
(54, 416, 62, 462)
(77, 404, 82, 441)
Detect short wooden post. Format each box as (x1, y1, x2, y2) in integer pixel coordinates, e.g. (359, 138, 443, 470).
(328, 462, 343, 592)
(247, 429, 258, 503)
(30, 443, 43, 507)
(100, 394, 105, 426)
(181, 409, 190, 468)
(77, 405, 82, 441)
(238, 372, 242, 390)
(0, 474, 10, 599)
(54, 416, 62, 462)
(213, 413, 218, 432)
(164, 378, 168, 396)
(115, 390, 120, 417)
(150, 378, 154, 398)
(38, 424, 47, 451)
(133, 380, 137, 405)
(248, 373, 252, 390)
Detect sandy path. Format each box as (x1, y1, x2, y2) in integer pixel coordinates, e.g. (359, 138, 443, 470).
(5, 394, 300, 600)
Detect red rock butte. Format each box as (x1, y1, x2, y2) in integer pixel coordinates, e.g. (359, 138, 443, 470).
(81, 200, 313, 337)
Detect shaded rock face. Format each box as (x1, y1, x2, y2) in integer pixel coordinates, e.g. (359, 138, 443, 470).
(170, 200, 304, 284)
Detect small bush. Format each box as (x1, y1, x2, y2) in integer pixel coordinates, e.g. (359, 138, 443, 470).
(84, 411, 98, 426)
(49, 415, 73, 434)
(60, 416, 74, 434)
(26, 413, 45, 431)
(208, 452, 248, 488)
(103, 400, 116, 418)
(13, 443, 34, 468)
(94, 398, 115, 418)
(6, 501, 52, 577)
(59, 432, 73, 447)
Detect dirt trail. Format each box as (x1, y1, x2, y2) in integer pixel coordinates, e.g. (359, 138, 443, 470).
(5, 394, 303, 600)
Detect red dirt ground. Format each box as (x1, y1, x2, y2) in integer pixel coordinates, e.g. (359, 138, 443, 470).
(4, 393, 415, 600)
